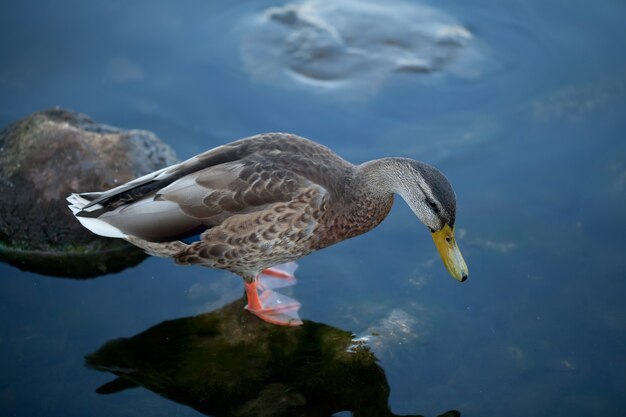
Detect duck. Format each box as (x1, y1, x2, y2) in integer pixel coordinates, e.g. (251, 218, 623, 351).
(67, 133, 468, 326)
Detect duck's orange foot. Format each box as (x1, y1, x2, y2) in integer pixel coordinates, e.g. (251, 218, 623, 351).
(244, 274, 303, 326)
(246, 290, 303, 326)
(258, 261, 298, 291)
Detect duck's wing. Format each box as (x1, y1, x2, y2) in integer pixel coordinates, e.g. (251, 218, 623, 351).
(72, 139, 330, 242)
(76, 141, 245, 213)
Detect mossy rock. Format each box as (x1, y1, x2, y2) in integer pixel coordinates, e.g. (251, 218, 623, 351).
(0, 108, 178, 278)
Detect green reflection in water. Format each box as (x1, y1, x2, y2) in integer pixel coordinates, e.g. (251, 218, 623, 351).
(87, 297, 459, 417)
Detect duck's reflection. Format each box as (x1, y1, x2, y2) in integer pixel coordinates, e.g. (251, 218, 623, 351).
(86, 297, 459, 417)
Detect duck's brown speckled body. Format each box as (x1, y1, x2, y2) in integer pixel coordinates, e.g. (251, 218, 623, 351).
(173, 134, 395, 278)
(69, 133, 467, 325)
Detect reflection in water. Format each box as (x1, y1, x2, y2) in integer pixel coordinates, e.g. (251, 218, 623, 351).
(86, 297, 459, 417)
(239, 0, 485, 93)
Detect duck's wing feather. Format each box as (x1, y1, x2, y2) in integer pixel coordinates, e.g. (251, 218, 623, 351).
(78, 142, 243, 213)
(77, 133, 347, 212)
(76, 136, 332, 242)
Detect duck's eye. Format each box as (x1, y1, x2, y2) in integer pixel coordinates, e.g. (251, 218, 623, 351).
(426, 200, 438, 212)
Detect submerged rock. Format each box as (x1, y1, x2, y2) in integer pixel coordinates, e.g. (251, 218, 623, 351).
(239, 0, 485, 92)
(87, 296, 459, 417)
(0, 108, 178, 278)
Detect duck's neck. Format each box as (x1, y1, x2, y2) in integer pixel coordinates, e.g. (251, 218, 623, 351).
(315, 159, 399, 249)
(356, 157, 407, 198)
(335, 158, 404, 230)
(355, 157, 445, 232)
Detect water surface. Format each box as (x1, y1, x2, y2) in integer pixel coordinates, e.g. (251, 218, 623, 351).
(1, 0, 626, 416)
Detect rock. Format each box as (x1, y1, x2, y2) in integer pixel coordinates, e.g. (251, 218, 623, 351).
(0, 108, 178, 278)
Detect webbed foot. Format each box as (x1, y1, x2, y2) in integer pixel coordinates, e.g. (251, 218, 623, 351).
(244, 262, 302, 326)
(258, 261, 298, 291)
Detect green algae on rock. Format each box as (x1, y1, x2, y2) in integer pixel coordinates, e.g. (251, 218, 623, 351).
(0, 108, 178, 278)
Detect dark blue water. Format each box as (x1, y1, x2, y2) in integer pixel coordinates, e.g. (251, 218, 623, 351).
(2, 0, 626, 416)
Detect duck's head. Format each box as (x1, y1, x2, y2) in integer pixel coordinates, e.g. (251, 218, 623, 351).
(392, 159, 469, 282)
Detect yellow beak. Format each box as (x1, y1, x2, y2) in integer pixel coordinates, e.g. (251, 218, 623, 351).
(432, 224, 468, 282)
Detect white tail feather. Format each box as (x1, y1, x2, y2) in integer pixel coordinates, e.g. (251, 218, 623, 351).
(67, 193, 89, 214)
(66, 193, 127, 239)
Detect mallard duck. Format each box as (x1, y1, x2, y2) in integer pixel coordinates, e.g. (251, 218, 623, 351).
(68, 133, 468, 325)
